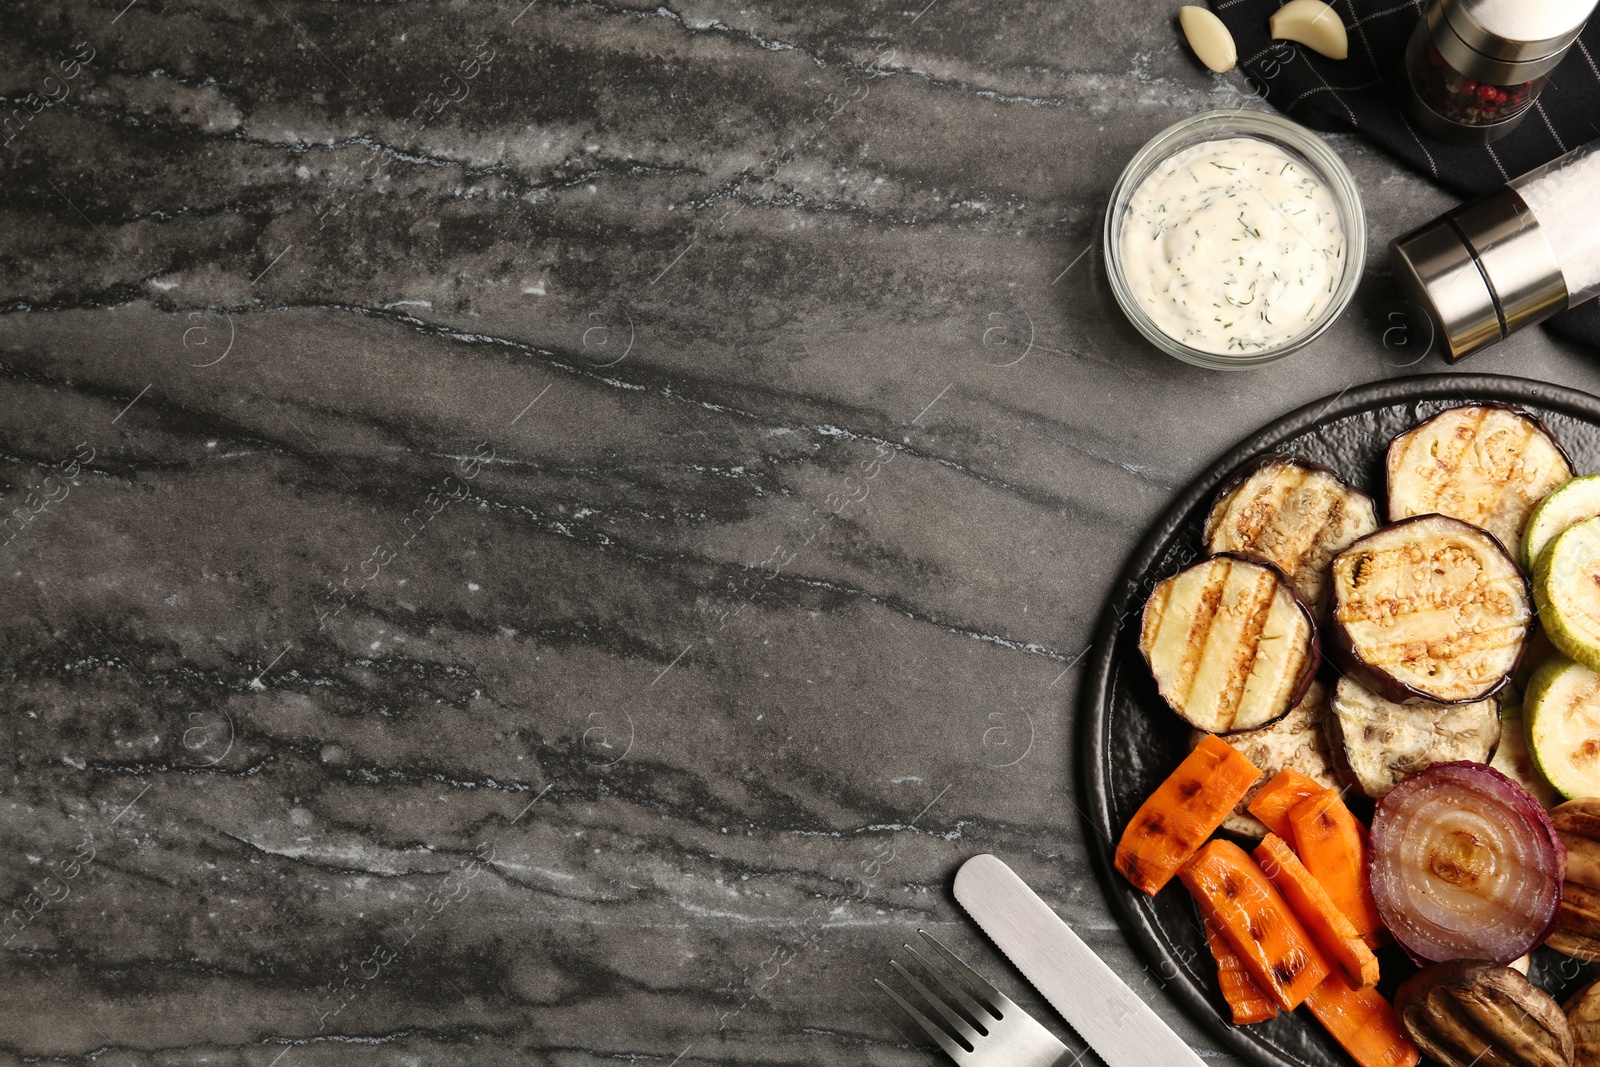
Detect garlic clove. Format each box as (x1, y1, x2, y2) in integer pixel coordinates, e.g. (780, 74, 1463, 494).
(1269, 0, 1349, 61)
(1179, 6, 1238, 73)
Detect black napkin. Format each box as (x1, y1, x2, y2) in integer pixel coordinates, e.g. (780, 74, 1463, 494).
(1208, 0, 1600, 350)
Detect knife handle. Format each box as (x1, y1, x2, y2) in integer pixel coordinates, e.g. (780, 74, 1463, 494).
(954, 854, 1209, 1067)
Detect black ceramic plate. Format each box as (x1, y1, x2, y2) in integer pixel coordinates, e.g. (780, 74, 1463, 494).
(1080, 373, 1600, 1067)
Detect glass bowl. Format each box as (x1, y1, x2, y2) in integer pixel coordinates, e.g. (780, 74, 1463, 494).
(1103, 110, 1367, 370)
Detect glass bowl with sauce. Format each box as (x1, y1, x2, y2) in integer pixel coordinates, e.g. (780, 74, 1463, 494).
(1104, 110, 1367, 370)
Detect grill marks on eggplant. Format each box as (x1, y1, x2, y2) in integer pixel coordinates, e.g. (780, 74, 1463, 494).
(1141, 556, 1317, 733)
(1205, 457, 1379, 615)
(1330, 516, 1532, 704)
(1218, 567, 1278, 719)
(1328, 677, 1500, 798)
(1387, 404, 1574, 552)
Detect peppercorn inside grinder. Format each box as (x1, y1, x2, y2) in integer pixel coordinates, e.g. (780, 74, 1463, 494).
(1403, 0, 1597, 145)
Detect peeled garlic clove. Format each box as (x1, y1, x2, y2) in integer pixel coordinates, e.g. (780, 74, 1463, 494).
(1179, 6, 1237, 73)
(1270, 0, 1349, 60)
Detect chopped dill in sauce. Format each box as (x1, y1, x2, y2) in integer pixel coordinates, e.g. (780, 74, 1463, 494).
(1119, 137, 1345, 356)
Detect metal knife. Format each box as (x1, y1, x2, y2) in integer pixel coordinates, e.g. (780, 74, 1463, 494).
(953, 853, 1208, 1067)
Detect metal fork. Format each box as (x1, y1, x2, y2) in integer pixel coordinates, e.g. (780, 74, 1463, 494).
(876, 930, 1073, 1067)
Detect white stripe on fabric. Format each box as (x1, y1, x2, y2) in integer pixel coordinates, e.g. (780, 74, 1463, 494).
(1536, 101, 1569, 153)
(1486, 143, 1511, 181)
(1396, 114, 1440, 178)
(1576, 39, 1600, 87)
(1350, 2, 1422, 27)
(1283, 76, 1384, 112)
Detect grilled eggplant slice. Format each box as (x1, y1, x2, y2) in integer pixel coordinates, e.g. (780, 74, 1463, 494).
(1329, 515, 1532, 704)
(1139, 554, 1319, 733)
(1199, 679, 1339, 836)
(1327, 676, 1499, 798)
(1204, 455, 1380, 615)
(1387, 404, 1573, 553)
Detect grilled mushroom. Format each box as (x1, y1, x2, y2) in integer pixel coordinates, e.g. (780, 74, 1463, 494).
(1565, 977, 1600, 1067)
(1548, 799, 1600, 963)
(1396, 960, 1574, 1067)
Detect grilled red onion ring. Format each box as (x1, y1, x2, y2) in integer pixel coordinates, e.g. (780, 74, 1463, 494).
(1370, 762, 1564, 965)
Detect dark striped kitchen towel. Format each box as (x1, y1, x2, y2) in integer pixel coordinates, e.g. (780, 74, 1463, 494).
(1209, 0, 1600, 348)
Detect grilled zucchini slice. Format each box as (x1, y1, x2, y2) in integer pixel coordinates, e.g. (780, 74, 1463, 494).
(1329, 515, 1532, 704)
(1327, 676, 1499, 798)
(1523, 473, 1600, 571)
(1387, 404, 1573, 553)
(1492, 691, 1559, 807)
(1139, 554, 1319, 733)
(1200, 679, 1339, 836)
(1534, 516, 1600, 673)
(1203, 455, 1379, 615)
(1526, 654, 1600, 800)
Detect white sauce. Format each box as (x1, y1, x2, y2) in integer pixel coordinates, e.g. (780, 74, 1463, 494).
(1119, 136, 1346, 355)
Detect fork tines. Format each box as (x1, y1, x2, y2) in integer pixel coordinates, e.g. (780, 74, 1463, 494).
(876, 930, 1070, 1066)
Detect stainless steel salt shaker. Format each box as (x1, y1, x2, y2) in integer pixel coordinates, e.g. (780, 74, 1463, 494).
(1391, 138, 1600, 361)
(1402, 0, 1597, 145)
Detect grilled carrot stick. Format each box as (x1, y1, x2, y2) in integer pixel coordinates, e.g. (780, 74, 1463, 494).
(1304, 971, 1420, 1067)
(1246, 769, 1327, 839)
(1254, 833, 1379, 989)
(1287, 790, 1384, 944)
(1115, 735, 1262, 895)
(1204, 920, 1278, 1024)
(1179, 839, 1330, 1011)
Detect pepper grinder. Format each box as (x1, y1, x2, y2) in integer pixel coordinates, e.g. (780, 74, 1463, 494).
(1402, 0, 1597, 145)
(1391, 138, 1600, 361)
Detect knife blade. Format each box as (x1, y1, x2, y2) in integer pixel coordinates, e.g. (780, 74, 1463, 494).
(953, 853, 1208, 1067)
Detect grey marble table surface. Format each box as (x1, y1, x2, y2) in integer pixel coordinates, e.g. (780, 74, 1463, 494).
(5, 1, 1600, 1065)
